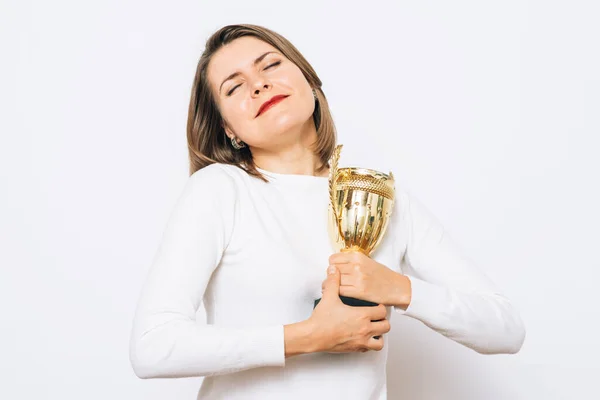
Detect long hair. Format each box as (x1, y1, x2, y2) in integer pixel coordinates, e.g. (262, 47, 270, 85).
(186, 24, 337, 181)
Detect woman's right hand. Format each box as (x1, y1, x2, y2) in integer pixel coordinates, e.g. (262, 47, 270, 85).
(308, 266, 391, 353)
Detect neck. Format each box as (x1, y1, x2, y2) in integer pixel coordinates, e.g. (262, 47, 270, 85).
(251, 119, 329, 177)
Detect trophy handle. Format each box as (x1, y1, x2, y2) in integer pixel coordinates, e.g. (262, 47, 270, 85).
(328, 144, 343, 222)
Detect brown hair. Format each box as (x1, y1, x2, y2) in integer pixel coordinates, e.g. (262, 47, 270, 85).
(186, 24, 337, 181)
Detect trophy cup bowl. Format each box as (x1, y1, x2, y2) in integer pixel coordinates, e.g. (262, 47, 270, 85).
(328, 167, 395, 256)
(314, 145, 396, 311)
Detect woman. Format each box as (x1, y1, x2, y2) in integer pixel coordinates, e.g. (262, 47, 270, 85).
(129, 24, 525, 399)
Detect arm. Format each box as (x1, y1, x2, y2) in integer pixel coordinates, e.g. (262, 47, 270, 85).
(284, 321, 320, 357)
(393, 190, 526, 355)
(129, 166, 285, 379)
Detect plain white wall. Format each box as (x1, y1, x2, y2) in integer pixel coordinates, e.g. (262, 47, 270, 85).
(2, 0, 598, 398)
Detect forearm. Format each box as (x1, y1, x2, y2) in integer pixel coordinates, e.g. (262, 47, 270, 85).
(130, 315, 285, 379)
(284, 320, 320, 358)
(395, 276, 526, 354)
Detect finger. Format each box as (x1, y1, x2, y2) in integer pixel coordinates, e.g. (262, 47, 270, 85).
(366, 336, 385, 351)
(328, 252, 352, 265)
(332, 262, 354, 274)
(370, 319, 391, 336)
(322, 278, 350, 292)
(340, 274, 354, 286)
(369, 304, 387, 321)
(338, 285, 353, 298)
(321, 266, 341, 303)
(329, 250, 364, 265)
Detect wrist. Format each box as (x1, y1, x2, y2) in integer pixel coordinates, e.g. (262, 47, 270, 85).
(283, 319, 321, 358)
(391, 273, 412, 310)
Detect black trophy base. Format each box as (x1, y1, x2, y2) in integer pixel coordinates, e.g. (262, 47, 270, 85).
(313, 295, 382, 340)
(313, 295, 378, 308)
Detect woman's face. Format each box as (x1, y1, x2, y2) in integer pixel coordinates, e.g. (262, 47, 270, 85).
(207, 36, 316, 150)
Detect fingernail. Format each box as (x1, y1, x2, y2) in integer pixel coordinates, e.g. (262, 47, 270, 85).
(328, 266, 336, 274)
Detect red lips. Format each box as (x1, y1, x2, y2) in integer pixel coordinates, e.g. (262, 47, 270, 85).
(256, 95, 288, 117)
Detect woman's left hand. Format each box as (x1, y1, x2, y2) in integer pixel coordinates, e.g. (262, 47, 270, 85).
(325, 251, 411, 307)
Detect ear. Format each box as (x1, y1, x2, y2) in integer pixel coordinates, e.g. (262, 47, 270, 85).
(222, 121, 235, 140)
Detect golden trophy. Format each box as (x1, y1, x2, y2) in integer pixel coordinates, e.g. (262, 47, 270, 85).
(314, 144, 396, 309)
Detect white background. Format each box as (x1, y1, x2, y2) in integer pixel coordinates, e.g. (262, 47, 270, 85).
(1, 0, 599, 399)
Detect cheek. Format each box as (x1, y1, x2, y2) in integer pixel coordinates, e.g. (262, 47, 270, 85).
(278, 68, 312, 104)
(285, 89, 315, 121)
(266, 101, 313, 131)
(220, 99, 253, 128)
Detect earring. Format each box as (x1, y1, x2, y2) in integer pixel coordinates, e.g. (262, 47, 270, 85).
(230, 136, 246, 150)
(312, 88, 318, 101)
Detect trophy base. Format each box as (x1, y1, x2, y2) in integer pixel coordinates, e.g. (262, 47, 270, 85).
(313, 295, 378, 308)
(313, 295, 381, 340)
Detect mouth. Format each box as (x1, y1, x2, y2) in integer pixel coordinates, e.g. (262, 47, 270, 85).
(256, 95, 289, 117)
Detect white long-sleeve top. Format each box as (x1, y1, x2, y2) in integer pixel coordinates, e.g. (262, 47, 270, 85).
(129, 162, 525, 400)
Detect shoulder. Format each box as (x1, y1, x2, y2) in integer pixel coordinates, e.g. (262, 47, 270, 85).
(189, 163, 240, 186)
(188, 163, 252, 198)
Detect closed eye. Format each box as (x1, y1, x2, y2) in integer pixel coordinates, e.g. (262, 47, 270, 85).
(226, 61, 282, 96)
(264, 61, 281, 70)
(226, 84, 241, 96)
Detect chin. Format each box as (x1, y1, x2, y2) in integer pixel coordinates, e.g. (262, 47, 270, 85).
(262, 107, 314, 134)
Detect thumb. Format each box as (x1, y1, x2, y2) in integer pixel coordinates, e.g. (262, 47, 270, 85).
(322, 265, 341, 302)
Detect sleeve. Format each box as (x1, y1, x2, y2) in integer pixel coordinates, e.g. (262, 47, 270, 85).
(392, 190, 526, 355)
(128, 166, 285, 379)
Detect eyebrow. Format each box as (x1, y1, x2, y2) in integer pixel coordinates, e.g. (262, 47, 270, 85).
(218, 51, 278, 94)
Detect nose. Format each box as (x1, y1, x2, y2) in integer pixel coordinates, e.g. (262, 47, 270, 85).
(251, 79, 272, 97)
